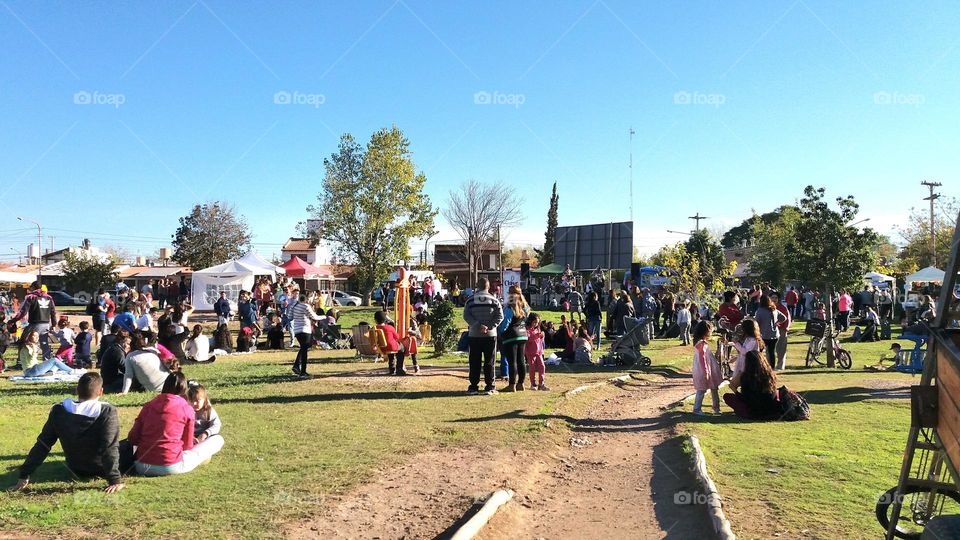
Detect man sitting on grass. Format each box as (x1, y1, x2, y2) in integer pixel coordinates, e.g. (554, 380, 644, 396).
(10, 372, 125, 493)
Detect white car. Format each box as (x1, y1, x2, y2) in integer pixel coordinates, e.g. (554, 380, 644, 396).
(325, 290, 361, 307)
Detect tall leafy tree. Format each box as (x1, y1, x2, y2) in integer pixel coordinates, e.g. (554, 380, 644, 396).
(683, 229, 729, 292)
(535, 182, 559, 266)
(171, 202, 251, 270)
(307, 126, 437, 304)
(793, 186, 881, 293)
(61, 252, 120, 295)
(896, 197, 958, 269)
(749, 206, 803, 286)
(721, 205, 799, 248)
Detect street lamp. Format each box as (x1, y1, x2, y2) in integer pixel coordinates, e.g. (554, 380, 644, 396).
(9, 248, 21, 265)
(848, 218, 871, 227)
(666, 229, 693, 235)
(17, 217, 42, 283)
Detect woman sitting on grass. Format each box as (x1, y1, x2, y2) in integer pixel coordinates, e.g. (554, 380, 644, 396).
(127, 372, 223, 476)
(725, 350, 785, 420)
(185, 324, 215, 363)
(20, 329, 79, 377)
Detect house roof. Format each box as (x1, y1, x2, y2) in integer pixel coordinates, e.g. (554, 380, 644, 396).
(435, 242, 500, 252)
(282, 238, 319, 251)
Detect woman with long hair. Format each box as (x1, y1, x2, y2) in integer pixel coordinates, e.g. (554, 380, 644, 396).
(498, 287, 530, 391)
(185, 324, 215, 363)
(726, 350, 785, 419)
(753, 295, 786, 371)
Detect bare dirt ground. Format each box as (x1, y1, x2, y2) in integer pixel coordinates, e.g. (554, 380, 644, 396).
(289, 377, 716, 540)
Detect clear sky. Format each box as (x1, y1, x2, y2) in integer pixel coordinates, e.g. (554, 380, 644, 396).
(1, 0, 957, 265)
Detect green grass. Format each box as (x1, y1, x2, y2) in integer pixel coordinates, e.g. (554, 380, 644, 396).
(678, 327, 920, 539)
(0, 307, 627, 539)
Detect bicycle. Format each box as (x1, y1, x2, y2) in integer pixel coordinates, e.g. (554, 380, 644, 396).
(714, 316, 739, 379)
(804, 326, 852, 369)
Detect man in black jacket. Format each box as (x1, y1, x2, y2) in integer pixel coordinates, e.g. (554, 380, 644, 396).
(11, 372, 125, 493)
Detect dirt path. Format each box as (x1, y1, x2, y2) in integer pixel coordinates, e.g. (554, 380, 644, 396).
(289, 377, 715, 539)
(478, 378, 714, 540)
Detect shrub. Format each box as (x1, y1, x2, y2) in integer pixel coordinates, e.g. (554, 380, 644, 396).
(427, 300, 460, 356)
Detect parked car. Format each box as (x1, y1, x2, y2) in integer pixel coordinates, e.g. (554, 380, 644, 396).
(49, 290, 82, 306)
(324, 290, 362, 307)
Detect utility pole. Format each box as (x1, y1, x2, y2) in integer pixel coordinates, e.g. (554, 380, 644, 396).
(497, 224, 503, 298)
(688, 212, 709, 232)
(921, 180, 942, 266)
(48, 235, 55, 254)
(18, 217, 42, 283)
(629, 128, 635, 224)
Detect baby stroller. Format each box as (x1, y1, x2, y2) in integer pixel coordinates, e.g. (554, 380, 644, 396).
(602, 316, 652, 367)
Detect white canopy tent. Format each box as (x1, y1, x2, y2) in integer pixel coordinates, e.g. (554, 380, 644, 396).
(190, 260, 257, 311)
(906, 266, 946, 284)
(236, 250, 284, 279)
(0, 271, 37, 284)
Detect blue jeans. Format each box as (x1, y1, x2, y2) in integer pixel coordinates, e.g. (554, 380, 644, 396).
(588, 317, 602, 347)
(24, 357, 74, 377)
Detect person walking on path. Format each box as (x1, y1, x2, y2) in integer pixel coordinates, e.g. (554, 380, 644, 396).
(463, 278, 503, 395)
(287, 290, 324, 378)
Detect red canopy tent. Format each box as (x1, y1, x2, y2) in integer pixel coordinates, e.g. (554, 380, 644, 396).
(279, 256, 330, 278)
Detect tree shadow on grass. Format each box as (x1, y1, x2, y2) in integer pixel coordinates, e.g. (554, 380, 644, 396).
(0, 383, 76, 398)
(451, 407, 742, 433)
(215, 389, 466, 405)
(797, 386, 910, 405)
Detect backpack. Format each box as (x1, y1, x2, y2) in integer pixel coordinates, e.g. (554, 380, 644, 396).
(778, 386, 811, 421)
(575, 346, 593, 365)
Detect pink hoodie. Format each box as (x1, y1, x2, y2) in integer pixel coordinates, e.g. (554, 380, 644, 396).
(524, 325, 544, 360)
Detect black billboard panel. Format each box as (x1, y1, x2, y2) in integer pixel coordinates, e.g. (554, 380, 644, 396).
(554, 221, 633, 270)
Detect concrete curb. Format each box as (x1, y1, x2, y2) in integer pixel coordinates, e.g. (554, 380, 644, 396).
(449, 489, 514, 540)
(687, 435, 736, 540)
(564, 374, 631, 397)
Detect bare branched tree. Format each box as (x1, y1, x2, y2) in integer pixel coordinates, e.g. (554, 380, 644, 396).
(443, 180, 524, 287)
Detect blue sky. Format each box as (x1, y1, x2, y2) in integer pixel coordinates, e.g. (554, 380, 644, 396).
(1, 0, 957, 264)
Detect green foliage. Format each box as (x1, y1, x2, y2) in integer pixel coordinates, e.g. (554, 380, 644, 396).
(895, 196, 957, 269)
(721, 206, 798, 248)
(750, 206, 803, 286)
(307, 126, 437, 304)
(171, 202, 251, 270)
(535, 182, 559, 266)
(683, 229, 729, 293)
(426, 299, 460, 356)
(61, 252, 120, 294)
(793, 186, 881, 292)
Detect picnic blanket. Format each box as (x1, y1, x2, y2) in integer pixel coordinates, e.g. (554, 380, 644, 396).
(9, 373, 83, 384)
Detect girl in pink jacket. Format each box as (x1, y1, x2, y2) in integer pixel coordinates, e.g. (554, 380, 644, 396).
(692, 320, 722, 415)
(524, 313, 548, 390)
